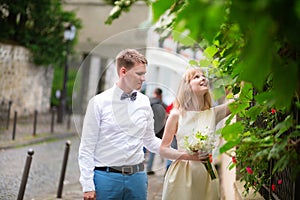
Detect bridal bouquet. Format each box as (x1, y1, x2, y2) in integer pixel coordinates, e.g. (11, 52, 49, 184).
(183, 128, 217, 180)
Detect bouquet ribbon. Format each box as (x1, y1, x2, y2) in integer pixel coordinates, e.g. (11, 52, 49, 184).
(204, 156, 216, 180)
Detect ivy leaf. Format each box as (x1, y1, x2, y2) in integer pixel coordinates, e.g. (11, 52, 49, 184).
(173, 31, 196, 46)
(242, 131, 251, 137)
(203, 45, 218, 60)
(234, 18, 274, 91)
(189, 59, 199, 67)
(253, 148, 270, 161)
(290, 130, 300, 137)
(218, 121, 244, 141)
(272, 154, 289, 174)
(272, 61, 298, 109)
(274, 115, 293, 138)
(245, 105, 264, 123)
(219, 140, 240, 153)
(228, 101, 249, 116)
(173, 0, 226, 43)
(151, 0, 175, 23)
(268, 138, 288, 160)
(239, 82, 253, 100)
(199, 59, 211, 67)
(254, 91, 275, 106)
(228, 162, 236, 170)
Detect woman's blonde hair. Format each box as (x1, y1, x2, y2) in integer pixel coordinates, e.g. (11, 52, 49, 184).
(174, 68, 212, 113)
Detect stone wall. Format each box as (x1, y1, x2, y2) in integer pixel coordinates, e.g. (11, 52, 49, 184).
(0, 43, 53, 117)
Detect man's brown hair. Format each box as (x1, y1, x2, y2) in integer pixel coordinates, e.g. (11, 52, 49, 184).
(116, 49, 148, 72)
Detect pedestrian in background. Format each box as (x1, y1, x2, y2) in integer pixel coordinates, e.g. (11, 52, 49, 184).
(78, 49, 161, 200)
(146, 87, 167, 175)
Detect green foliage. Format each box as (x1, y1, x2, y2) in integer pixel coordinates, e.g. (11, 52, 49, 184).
(150, 1, 300, 194)
(0, 0, 81, 67)
(51, 66, 64, 107)
(105, 0, 151, 24)
(224, 106, 300, 194)
(51, 66, 77, 109)
(105, 0, 300, 195)
(103, 0, 119, 5)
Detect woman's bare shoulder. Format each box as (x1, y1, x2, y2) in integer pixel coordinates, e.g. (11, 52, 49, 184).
(169, 108, 180, 119)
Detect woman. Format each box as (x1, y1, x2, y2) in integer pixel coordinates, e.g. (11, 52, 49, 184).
(160, 67, 232, 200)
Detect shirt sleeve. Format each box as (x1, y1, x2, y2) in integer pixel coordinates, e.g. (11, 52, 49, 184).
(78, 97, 100, 192)
(142, 104, 161, 154)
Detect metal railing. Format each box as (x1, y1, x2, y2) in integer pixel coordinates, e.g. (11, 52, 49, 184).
(0, 100, 12, 130)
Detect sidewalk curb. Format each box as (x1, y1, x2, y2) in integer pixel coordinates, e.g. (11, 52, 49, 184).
(32, 182, 83, 200)
(0, 132, 77, 150)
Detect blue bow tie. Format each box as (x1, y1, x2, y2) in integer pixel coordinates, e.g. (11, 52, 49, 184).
(120, 92, 137, 101)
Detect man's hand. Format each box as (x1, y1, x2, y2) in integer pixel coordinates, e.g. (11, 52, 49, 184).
(84, 191, 96, 200)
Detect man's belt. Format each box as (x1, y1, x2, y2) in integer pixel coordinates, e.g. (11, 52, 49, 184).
(94, 163, 144, 175)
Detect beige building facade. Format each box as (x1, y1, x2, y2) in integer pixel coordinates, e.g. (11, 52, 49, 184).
(64, 0, 150, 56)
(64, 0, 150, 114)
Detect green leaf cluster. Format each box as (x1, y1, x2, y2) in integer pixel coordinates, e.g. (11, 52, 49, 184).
(50, 66, 78, 108)
(150, 0, 300, 195)
(0, 0, 81, 67)
(105, 0, 151, 24)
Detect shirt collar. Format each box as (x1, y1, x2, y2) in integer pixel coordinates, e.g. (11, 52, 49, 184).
(113, 84, 138, 100)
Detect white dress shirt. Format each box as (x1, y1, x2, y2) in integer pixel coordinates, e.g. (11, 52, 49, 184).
(78, 84, 161, 192)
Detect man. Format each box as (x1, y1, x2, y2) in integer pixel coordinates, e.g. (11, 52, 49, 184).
(78, 49, 161, 200)
(146, 88, 167, 175)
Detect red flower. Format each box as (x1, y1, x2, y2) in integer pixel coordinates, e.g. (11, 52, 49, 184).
(209, 154, 213, 163)
(232, 156, 237, 164)
(271, 108, 276, 114)
(271, 184, 276, 191)
(278, 179, 282, 185)
(246, 167, 253, 174)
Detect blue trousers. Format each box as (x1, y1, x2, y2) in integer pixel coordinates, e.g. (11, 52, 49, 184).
(146, 152, 155, 172)
(94, 170, 148, 200)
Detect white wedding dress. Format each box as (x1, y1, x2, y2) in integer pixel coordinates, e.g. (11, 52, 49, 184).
(162, 109, 220, 200)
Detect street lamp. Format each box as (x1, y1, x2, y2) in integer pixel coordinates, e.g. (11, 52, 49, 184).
(57, 24, 76, 123)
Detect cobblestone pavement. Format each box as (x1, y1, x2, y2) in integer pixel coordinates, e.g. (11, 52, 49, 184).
(32, 152, 165, 200)
(0, 112, 164, 200)
(0, 136, 80, 200)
